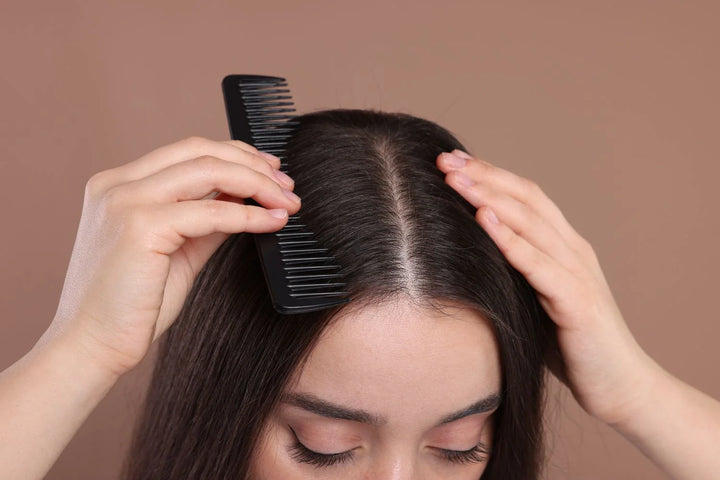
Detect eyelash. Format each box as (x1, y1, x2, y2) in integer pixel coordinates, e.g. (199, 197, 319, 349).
(288, 440, 354, 468)
(288, 430, 489, 468)
(437, 442, 490, 465)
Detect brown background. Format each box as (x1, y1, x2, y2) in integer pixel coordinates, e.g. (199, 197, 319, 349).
(1, 1, 718, 478)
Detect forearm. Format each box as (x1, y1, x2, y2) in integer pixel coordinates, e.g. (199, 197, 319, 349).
(0, 328, 119, 480)
(610, 358, 720, 480)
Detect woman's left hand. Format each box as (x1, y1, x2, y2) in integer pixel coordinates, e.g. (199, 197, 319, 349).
(436, 149, 658, 427)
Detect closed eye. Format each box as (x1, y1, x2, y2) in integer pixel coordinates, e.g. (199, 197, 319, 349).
(287, 427, 356, 468)
(435, 442, 489, 465)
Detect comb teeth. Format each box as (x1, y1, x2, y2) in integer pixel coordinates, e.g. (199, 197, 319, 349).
(222, 74, 350, 314)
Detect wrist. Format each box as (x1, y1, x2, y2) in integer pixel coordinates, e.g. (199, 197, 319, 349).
(41, 310, 145, 379)
(33, 326, 123, 389)
(601, 348, 666, 432)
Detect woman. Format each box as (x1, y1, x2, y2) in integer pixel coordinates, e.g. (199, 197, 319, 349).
(0, 109, 718, 479)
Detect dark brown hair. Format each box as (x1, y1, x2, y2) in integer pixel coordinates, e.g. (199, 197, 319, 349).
(122, 109, 554, 479)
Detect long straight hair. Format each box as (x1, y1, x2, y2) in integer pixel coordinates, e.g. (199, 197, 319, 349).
(122, 109, 554, 479)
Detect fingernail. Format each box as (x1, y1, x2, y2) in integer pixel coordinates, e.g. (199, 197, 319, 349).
(268, 208, 287, 219)
(273, 169, 294, 187)
(442, 152, 467, 169)
(452, 149, 473, 160)
(485, 207, 499, 225)
(455, 171, 475, 187)
(259, 151, 281, 163)
(283, 188, 301, 203)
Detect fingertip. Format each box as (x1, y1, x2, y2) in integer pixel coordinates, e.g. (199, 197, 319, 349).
(438, 152, 467, 170)
(273, 168, 295, 188)
(267, 208, 288, 219)
(287, 199, 302, 216)
(452, 149, 473, 160)
(484, 206, 500, 225)
(476, 205, 501, 228)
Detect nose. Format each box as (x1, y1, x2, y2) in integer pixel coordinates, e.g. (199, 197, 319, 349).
(364, 450, 417, 480)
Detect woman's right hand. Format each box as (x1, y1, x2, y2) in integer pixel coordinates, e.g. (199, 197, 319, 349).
(42, 136, 301, 378)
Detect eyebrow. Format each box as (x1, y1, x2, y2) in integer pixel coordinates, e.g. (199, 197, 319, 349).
(280, 392, 502, 427)
(438, 393, 502, 424)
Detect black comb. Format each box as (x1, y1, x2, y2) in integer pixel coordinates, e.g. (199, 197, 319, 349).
(221, 74, 350, 315)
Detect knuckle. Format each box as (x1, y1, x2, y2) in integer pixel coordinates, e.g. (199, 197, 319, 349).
(565, 255, 589, 276)
(225, 139, 257, 153)
(233, 205, 250, 229)
(84, 171, 110, 199)
(263, 166, 280, 185)
(247, 153, 274, 176)
(479, 160, 503, 179)
(193, 154, 221, 167)
(241, 142, 259, 154)
(182, 135, 210, 149)
(521, 178, 542, 197)
(513, 205, 534, 235)
(180, 136, 214, 155)
(190, 155, 223, 179)
(572, 233, 594, 255)
(475, 160, 493, 175)
(259, 155, 276, 173)
(582, 240, 600, 264)
(202, 199, 227, 218)
(252, 169, 271, 191)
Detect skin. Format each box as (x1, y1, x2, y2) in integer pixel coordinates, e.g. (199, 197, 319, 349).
(0, 137, 718, 479)
(250, 298, 502, 479)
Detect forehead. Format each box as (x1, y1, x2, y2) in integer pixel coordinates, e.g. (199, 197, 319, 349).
(291, 297, 502, 427)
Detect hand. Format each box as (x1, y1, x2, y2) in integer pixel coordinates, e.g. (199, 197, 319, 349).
(43, 137, 302, 378)
(436, 149, 657, 426)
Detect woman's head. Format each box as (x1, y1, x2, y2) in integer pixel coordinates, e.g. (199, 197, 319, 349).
(122, 109, 554, 480)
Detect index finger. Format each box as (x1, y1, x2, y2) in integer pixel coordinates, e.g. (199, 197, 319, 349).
(221, 140, 282, 170)
(99, 137, 281, 189)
